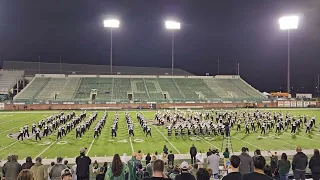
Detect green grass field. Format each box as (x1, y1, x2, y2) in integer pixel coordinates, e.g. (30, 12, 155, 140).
(1, 109, 320, 161)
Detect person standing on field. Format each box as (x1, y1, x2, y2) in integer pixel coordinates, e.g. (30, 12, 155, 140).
(190, 144, 197, 165)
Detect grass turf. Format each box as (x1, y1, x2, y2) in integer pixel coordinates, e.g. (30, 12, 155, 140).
(0, 109, 320, 160)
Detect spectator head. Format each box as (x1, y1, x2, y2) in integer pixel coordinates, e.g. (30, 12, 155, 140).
(132, 152, 136, 157)
(61, 168, 72, 180)
(26, 157, 32, 163)
(51, 162, 55, 166)
(64, 160, 68, 165)
(155, 151, 158, 155)
(193, 163, 198, 170)
(314, 149, 320, 156)
(264, 165, 272, 178)
(242, 147, 248, 153)
(254, 149, 261, 156)
(230, 155, 241, 169)
(147, 153, 150, 156)
(143, 171, 150, 178)
(212, 149, 216, 154)
(94, 160, 98, 164)
(152, 159, 165, 173)
(192, 144, 195, 147)
(11, 154, 18, 161)
(281, 153, 287, 161)
(170, 150, 172, 153)
(151, 155, 157, 161)
(296, 146, 302, 152)
(138, 164, 143, 170)
(196, 168, 210, 180)
(180, 161, 189, 171)
(57, 157, 63, 163)
(103, 162, 108, 167)
(138, 150, 141, 153)
(112, 154, 124, 177)
(207, 168, 213, 175)
(225, 148, 229, 152)
(80, 147, 86, 155)
(17, 169, 33, 180)
(35, 157, 42, 163)
(164, 145, 167, 148)
(253, 155, 266, 171)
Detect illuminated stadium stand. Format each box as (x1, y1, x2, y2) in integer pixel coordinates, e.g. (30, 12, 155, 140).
(13, 75, 267, 103)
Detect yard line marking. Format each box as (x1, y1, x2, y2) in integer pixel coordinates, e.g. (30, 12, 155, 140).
(36, 140, 57, 158)
(283, 132, 320, 143)
(197, 136, 220, 150)
(86, 139, 95, 156)
(153, 125, 181, 154)
(233, 136, 265, 150)
(0, 114, 35, 125)
(268, 136, 296, 148)
(129, 137, 134, 153)
(0, 141, 19, 151)
(0, 127, 18, 135)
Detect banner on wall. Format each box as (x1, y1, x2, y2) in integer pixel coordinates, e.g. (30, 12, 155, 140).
(303, 101, 310, 107)
(278, 101, 284, 107)
(284, 101, 291, 107)
(0, 103, 4, 110)
(290, 101, 297, 107)
(296, 101, 303, 107)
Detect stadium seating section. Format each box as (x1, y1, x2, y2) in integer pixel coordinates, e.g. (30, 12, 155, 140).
(14, 76, 266, 102)
(0, 70, 24, 93)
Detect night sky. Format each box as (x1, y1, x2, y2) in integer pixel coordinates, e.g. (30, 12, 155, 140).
(0, 0, 320, 93)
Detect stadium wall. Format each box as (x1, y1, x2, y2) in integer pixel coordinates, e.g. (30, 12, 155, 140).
(3, 102, 278, 110)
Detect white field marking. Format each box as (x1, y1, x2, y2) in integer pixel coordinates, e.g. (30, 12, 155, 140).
(36, 140, 57, 158)
(268, 136, 296, 148)
(153, 125, 181, 154)
(283, 132, 320, 143)
(129, 137, 134, 153)
(0, 141, 19, 151)
(64, 156, 67, 159)
(233, 136, 265, 150)
(0, 127, 18, 135)
(197, 136, 220, 150)
(86, 139, 95, 156)
(0, 114, 34, 125)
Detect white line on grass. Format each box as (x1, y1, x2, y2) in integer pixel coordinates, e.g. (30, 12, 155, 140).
(129, 137, 134, 153)
(197, 136, 220, 150)
(86, 139, 95, 156)
(153, 125, 181, 154)
(0, 114, 34, 125)
(0, 141, 19, 151)
(283, 132, 320, 143)
(268, 136, 297, 148)
(36, 140, 57, 158)
(0, 127, 18, 135)
(233, 137, 265, 150)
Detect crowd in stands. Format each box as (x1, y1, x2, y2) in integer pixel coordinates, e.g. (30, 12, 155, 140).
(2, 145, 320, 180)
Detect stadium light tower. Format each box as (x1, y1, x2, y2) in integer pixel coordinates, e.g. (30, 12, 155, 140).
(278, 15, 299, 93)
(104, 19, 120, 75)
(165, 20, 180, 75)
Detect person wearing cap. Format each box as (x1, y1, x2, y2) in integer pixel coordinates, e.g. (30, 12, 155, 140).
(30, 157, 48, 180)
(76, 147, 91, 180)
(50, 157, 67, 180)
(292, 146, 308, 180)
(175, 161, 196, 180)
(61, 168, 72, 180)
(238, 147, 253, 174)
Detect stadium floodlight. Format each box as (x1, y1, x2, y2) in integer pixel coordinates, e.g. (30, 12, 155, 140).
(278, 15, 299, 93)
(279, 16, 299, 30)
(104, 19, 120, 75)
(165, 21, 180, 30)
(165, 20, 181, 75)
(104, 19, 120, 28)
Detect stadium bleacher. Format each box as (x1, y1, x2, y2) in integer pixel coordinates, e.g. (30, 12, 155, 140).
(0, 70, 24, 94)
(13, 75, 266, 102)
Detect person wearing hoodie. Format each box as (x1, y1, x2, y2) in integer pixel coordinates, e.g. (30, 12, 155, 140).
(22, 157, 34, 170)
(309, 149, 320, 180)
(49, 157, 67, 180)
(292, 146, 308, 180)
(30, 157, 48, 180)
(239, 147, 254, 174)
(2, 154, 22, 180)
(76, 147, 91, 180)
(127, 152, 138, 180)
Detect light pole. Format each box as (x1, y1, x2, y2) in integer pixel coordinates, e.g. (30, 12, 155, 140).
(278, 15, 299, 93)
(165, 21, 180, 75)
(104, 19, 120, 75)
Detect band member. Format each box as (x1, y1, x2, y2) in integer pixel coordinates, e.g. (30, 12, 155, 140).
(146, 126, 152, 137)
(111, 125, 117, 138)
(32, 123, 36, 134)
(24, 125, 29, 137)
(245, 124, 250, 134)
(57, 127, 62, 139)
(76, 127, 82, 139)
(35, 128, 41, 141)
(94, 127, 99, 138)
(17, 127, 24, 141)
